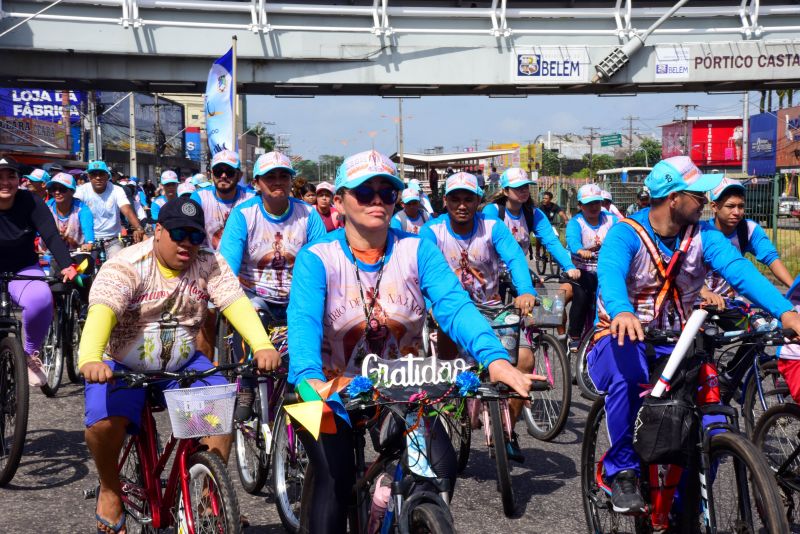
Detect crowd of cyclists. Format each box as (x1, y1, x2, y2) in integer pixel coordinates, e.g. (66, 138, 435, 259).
(3, 147, 800, 533)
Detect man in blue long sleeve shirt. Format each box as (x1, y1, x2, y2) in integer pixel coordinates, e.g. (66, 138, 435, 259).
(419, 171, 542, 462)
(589, 156, 800, 513)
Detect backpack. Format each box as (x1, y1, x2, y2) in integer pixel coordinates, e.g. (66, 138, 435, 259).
(496, 202, 535, 258)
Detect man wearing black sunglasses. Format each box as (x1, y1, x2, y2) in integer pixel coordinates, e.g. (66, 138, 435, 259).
(220, 151, 327, 420)
(79, 196, 281, 532)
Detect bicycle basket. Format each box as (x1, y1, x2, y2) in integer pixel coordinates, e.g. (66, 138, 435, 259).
(163, 383, 237, 439)
(531, 288, 565, 327)
(633, 396, 697, 467)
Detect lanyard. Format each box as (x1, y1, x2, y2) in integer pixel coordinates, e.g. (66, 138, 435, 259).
(346, 235, 387, 328)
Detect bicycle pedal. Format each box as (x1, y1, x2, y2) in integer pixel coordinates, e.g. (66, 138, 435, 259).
(83, 487, 97, 500)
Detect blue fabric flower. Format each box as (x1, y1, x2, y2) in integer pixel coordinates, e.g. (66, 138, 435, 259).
(348, 375, 374, 398)
(455, 371, 480, 397)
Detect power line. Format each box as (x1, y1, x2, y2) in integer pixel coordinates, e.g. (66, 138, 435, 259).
(623, 115, 639, 162)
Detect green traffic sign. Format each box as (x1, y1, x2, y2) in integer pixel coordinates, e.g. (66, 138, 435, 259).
(600, 133, 622, 147)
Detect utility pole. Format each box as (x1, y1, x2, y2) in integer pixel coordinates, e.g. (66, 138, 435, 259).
(129, 94, 137, 176)
(398, 98, 405, 180)
(583, 126, 600, 179)
(155, 93, 162, 176)
(623, 115, 639, 164)
(88, 91, 99, 161)
(675, 104, 698, 156)
(742, 92, 750, 175)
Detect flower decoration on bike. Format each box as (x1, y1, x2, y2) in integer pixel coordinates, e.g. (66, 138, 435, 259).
(455, 370, 481, 397)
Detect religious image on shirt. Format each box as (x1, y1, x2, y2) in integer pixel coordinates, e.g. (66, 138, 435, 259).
(454, 249, 490, 302)
(341, 286, 410, 371)
(210, 207, 234, 250)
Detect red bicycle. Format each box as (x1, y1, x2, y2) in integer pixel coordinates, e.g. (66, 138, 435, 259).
(95, 363, 247, 534)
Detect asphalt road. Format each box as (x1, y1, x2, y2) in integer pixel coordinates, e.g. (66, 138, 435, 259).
(0, 380, 590, 534)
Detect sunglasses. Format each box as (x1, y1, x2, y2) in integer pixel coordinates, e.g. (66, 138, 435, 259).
(88, 171, 108, 178)
(168, 227, 205, 245)
(212, 166, 237, 178)
(348, 185, 398, 205)
(49, 186, 69, 194)
(681, 191, 707, 203)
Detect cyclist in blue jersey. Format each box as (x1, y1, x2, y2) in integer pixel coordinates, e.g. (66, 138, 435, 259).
(288, 150, 536, 533)
(589, 156, 800, 513)
(220, 151, 326, 420)
(149, 170, 179, 222)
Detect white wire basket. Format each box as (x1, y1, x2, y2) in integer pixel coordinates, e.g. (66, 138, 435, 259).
(163, 383, 237, 439)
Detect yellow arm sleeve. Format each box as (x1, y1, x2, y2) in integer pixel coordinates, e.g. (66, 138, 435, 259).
(77, 304, 118, 370)
(222, 296, 276, 353)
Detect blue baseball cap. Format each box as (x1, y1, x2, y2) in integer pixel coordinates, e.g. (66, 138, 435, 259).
(23, 168, 50, 183)
(577, 183, 604, 204)
(253, 151, 297, 178)
(87, 160, 111, 176)
(445, 172, 483, 196)
(129, 176, 139, 184)
(500, 167, 535, 188)
(645, 156, 723, 199)
(335, 150, 403, 192)
(709, 177, 745, 202)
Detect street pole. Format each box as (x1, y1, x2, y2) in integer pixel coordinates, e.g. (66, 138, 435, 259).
(398, 97, 405, 180)
(88, 91, 99, 161)
(129, 94, 137, 176)
(675, 104, 698, 156)
(624, 115, 638, 164)
(742, 91, 750, 175)
(154, 93, 161, 176)
(584, 126, 600, 179)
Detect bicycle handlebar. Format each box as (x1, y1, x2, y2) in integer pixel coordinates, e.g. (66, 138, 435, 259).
(111, 361, 252, 388)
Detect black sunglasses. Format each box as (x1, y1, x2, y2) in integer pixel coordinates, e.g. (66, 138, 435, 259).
(49, 186, 69, 194)
(88, 171, 108, 178)
(348, 185, 398, 205)
(168, 227, 205, 245)
(212, 165, 237, 178)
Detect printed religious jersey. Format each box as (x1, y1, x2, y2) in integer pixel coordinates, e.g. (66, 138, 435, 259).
(87, 238, 244, 372)
(190, 185, 254, 250)
(219, 196, 327, 304)
(286, 228, 511, 384)
(390, 210, 429, 235)
(566, 211, 617, 272)
(482, 202, 575, 270)
(41, 198, 95, 251)
(705, 217, 780, 298)
(595, 208, 792, 334)
(418, 213, 536, 305)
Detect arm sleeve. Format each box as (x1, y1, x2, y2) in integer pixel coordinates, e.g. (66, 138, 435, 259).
(189, 191, 202, 205)
(222, 297, 275, 352)
(596, 223, 640, 318)
(150, 200, 161, 222)
(138, 190, 148, 208)
(287, 248, 328, 384)
(418, 238, 510, 367)
(390, 215, 402, 231)
(703, 226, 793, 317)
(747, 222, 780, 266)
(418, 223, 438, 245)
(79, 204, 95, 243)
(218, 207, 248, 275)
(77, 304, 117, 369)
(491, 221, 536, 296)
(305, 208, 328, 243)
(566, 217, 583, 254)
(31, 195, 72, 267)
(481, 203, 500, 219)
(533, 209, 576, 270)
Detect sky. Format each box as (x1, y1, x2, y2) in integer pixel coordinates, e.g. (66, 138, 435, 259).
(246, 90, 761, 161)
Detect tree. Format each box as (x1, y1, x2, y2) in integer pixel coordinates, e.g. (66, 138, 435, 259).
(581, 153, 615, 173)
(293, 160, 319, 181)
(249, 123, 275, 152)
(542, 149, 562, 176)
(629, 137, 662, 167)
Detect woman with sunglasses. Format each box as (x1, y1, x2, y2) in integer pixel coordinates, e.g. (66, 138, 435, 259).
(220, 151, 327, 419)
(43, 172, 95, 252)
(286, 150, 537, 533)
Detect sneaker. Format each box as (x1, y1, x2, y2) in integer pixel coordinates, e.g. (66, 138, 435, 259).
(610, 469, 645, 513)
(568, 337, 581, 353)
(26, 352, 47, 387)
(506, 432, 525, 464)
(234, 387, 254, 422)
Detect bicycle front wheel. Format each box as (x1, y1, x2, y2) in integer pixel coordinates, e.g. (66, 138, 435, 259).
(575, 333, 601, 402)
(39, 309, 64, 397)
(439, 399, 471, 474)
(407, 502, 455, 534)
(174, 450, 242, 534)
(64, 290, 84, 384)
(753, 403, 800, 523)
(743, 359, 789, 437)
(271, 408, 308, 534)
(119, 435, 157, 533)
(703, 431, 789, 533)
(234, 384, 269, 494)
(536, 251, 548, 276)
(524, 333, 571, 441)
(488, 399, 515, 517)
(0, 337, 28, 487)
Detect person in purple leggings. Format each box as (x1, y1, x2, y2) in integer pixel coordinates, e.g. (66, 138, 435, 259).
(0, 155, 78, 386)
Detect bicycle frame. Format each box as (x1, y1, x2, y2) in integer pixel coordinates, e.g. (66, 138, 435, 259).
(119, 401, 210, 532)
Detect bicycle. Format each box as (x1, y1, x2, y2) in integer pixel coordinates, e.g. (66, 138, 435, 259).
(582, 309, 789, 533)
(0, 272, 57, 486)
(97, 362, 247, 533)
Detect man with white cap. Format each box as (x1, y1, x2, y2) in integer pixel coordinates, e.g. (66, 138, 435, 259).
(420, 171, 541, 462)
(23, 168, 50, 200)
(150, 170, 180, 221)
(220, 151, 326, 419)
(75, 160, 145, 258)
(191, 172, 213, 189)
(588, 156, 800, 513)
(600, 189, 624, 219)
(390, 187, 429, 234)
(313, 180, 342, 232)
(407, 178, 434, 214)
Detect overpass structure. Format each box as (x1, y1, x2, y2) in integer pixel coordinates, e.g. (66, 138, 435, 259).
(1, 1, 800, 95)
